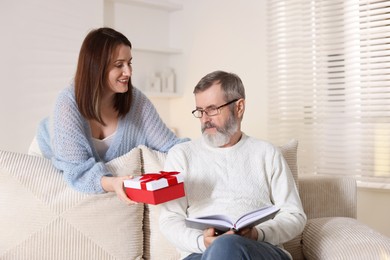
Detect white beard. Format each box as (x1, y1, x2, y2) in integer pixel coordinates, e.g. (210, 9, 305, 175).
(202, 112, 239, 147)
(203, 130, 231, 147)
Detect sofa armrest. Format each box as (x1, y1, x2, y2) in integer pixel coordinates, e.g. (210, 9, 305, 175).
(302, 217, 390, 260)
(298, 175, 357, 219)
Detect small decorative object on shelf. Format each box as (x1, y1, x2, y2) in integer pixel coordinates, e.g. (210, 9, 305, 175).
(146, 73, 162, 93)
(161, 68, 176, 93)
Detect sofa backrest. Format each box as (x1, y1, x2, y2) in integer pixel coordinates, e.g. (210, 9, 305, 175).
(298, 175, 357, 219)
(0, 139, 317, 260)
(0, 148, 145, 260)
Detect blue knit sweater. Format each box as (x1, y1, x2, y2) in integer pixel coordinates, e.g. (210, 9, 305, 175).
(37, 85, 188, 194)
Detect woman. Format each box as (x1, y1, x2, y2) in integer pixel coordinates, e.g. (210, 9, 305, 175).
(36, 27, 188, 204)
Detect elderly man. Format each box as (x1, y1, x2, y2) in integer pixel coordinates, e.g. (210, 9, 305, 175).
(159, 70, 306, 260)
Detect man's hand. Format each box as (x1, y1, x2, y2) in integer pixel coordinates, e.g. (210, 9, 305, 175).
(203, 227, 258, 248)
(203, 228, 236, 248)
(236, 227, 258, 240)
(203, 228, 219, 248)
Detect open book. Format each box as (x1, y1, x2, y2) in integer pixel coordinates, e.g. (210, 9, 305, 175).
(185, 205, 280, 232)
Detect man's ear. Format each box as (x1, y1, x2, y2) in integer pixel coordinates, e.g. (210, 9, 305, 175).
(236, 98, 245, 118)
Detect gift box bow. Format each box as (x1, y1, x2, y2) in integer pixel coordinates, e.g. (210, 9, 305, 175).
(124, 171, 183, 191)
(140, 171, 180, 190)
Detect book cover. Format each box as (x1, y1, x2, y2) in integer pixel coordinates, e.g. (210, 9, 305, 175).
(185, 205, 280, 232)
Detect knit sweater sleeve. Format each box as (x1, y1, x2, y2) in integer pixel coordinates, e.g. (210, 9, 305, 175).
(132, 89, 189, 152)
(159, 144, 205, 255)
(255, 145, 307, 245)
(49, 88, 110, 193)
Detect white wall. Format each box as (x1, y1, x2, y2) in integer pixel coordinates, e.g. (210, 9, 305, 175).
(357, 188, 390, 238)
(0, 0, 267, 150)
(167, 0, 268, 140)
(0, 0, 103, 153)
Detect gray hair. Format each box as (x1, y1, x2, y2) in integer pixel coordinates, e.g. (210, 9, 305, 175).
(193, 70, 246, 101)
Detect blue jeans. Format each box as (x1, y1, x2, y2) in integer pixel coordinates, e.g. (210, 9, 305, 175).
(184, 235, 290, 260)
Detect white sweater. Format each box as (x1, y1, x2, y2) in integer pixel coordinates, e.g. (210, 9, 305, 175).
(159, 134, 306, 259)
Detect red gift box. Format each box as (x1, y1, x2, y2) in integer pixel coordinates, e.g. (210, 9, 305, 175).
(124, 171, 185, 205)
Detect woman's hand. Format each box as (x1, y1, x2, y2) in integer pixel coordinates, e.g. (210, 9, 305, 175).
(101, 175, 138, 205)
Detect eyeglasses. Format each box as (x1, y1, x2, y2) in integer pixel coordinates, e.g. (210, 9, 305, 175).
(191, 99, 239, 118)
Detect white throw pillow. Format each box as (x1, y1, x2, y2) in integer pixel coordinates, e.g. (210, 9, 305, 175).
(279, 139, 299, 188)
(139, 145, 181, 260)
(0, 148, 144, 260)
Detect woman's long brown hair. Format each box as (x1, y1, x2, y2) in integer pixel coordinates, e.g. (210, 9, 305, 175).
(74, 27, 133, 125)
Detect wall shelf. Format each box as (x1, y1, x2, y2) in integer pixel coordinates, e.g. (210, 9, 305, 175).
(145, 91, 182, 99)
(108, 0, 182, 12)
(132, 47, 182, 54)
(106, 0, 183, 99)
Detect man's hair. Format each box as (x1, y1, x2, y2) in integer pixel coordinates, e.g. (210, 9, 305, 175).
(74, 27, 133, 125)
(193, 70, 246, 102)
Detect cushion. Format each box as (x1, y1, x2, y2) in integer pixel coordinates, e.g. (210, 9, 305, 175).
(139, 145, 181, 260)
(0, 148, 144, 260)
(278, 139, 303, 259)
(279, 139, 298, 188)
(298, 175, 356, 219)
(27, 136, 42, 157)
(303, 217, 390, 260)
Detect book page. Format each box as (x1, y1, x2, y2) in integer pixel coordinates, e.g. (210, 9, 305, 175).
(185, 205, 280, 232)
(185, 214, 234, 232)
(234, 206, 279, 230)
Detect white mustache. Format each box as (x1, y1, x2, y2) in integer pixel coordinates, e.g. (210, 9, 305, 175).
(202, 122, 216, 132)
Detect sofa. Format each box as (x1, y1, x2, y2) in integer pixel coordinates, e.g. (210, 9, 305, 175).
(1, 140, 390, 260)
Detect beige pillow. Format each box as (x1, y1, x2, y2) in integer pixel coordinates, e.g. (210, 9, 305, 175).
(303, 217, 390, 259)
(139, 145, 181, 260)
(0, 148, 144, 260)
(279, 139, 299, 188)
(278, 139, 303, 259)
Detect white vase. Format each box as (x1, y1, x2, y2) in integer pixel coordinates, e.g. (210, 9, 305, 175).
(146, 73, 162, 92)
(163, 68, 175, 93)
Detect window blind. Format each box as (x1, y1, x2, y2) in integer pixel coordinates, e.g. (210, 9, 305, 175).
(267, 0, 390, 188)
